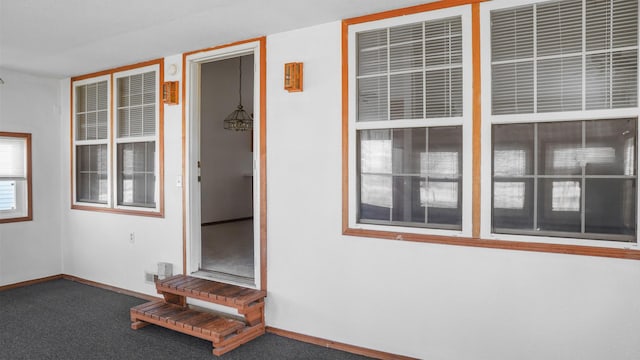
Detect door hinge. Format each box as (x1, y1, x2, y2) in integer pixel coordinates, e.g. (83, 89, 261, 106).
(198, 175, 201, 182)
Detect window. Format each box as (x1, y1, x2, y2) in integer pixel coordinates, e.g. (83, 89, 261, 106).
(347, 6, 472, 236)
(72, 61, 163, 215)
(0, 132, 31, 223)
(483, 0, 638, 246)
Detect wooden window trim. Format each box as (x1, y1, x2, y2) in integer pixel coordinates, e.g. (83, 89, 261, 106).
(342, 0, 640, 260)
(0, 131, 32, 224)
(70, 59, 165, 218)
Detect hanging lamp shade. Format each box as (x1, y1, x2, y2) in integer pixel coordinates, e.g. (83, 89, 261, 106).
(223, 57, 253, 131)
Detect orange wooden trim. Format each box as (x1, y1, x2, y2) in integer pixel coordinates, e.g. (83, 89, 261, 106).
(70, 58, 164, 82)
(266, 327, 418, 360)
(0, 131, 32, 223)
(343, 228, 640, 260)
(343, 0, 486, 26)
(258, 37, 268, 292)
(341, 20, 350, 235)
(180, 37, 269, 290)
(471, 3, 482, 238)
(25, 133, 32, 221)
(0, 274, 63, 292)
(182, 37, 265, 59)
(62, 274, 160, 302)
(69, 81, 74, 209)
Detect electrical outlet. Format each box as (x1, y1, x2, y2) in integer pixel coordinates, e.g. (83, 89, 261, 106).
(129, 232, 135, 244)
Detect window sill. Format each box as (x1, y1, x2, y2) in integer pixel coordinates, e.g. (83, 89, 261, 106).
(71, 204, 164, 218)
(0, 215, 33, 224)
(343, 227, 640, 260)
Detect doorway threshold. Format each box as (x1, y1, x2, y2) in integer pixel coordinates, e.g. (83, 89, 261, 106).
(192, 269, 256, 288)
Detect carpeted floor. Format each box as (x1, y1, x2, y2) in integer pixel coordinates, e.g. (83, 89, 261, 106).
(201, 219, 254, 279)
(0, 279, 372, 360)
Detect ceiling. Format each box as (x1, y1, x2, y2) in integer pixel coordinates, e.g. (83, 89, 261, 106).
(0, 0, 435, 78)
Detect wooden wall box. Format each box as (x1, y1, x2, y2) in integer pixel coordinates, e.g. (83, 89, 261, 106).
(162, 81, 179, 105)
(284, 62, 303, 92)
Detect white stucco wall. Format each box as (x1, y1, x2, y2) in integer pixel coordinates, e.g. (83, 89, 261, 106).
(0, 68, 63, 286)
(60, 54, 184, 294)
(263, 21, 640, 360)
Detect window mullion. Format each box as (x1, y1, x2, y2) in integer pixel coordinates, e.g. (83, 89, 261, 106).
(448, 20, 452, 118)
(424, 127, 430, 225)
(581, 120, 586, 234)
(608, 0, 614, 109)
(533, 4, 538, 114)
(423, 21, 427, 121)
(386, 27, 391, 122)
(581, 0, 586, 111)
(533, 123, 539, 231)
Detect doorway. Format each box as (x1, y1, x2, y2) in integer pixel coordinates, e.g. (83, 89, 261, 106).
(184, 40, 265, 289)
(199, 54, 254, 283)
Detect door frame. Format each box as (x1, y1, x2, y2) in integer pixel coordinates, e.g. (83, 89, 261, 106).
(182, 37, 267, 290)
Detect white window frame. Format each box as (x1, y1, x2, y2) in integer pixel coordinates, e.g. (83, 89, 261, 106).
(71, 64, 161, 214)
(112, 65, 161, 212)
(480, 0, 640, 250)
(0, 133, 31, 223)
(72, 74, 112, 209)
(347, 5, 473, 238)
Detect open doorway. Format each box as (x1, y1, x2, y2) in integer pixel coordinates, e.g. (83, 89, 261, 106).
(198, 55, 254, 283)
(185, 40, 264, 289)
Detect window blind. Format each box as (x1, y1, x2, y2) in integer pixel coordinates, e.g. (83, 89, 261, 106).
(357, 16, 463, 122)
(491, 0, 638, 115)
(117, 71, 156, 138)
(0, 137, 26, 179)
(76, 81, 108, 140)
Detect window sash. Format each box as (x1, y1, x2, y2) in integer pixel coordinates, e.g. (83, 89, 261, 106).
(116, 140, 156, 208)
(356, 16, 464, 122)
(0, 136, 27, 179)
(0, 180, 17, 211)
(491, 119, 637, 242)
(489, 0, 639, 115)
(348, 5, 473, 237)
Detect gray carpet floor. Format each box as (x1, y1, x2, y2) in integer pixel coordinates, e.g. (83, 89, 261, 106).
(0, 279, 372, 360)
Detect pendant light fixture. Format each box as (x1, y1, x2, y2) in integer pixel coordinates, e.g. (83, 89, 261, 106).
(223, 56, 253, 131)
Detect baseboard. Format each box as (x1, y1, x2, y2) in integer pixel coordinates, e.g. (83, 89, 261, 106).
(0, 273, 159, 302)
(0, 274, 63, 292)
(266, 326, 417, 360)
(62, 275, 159, 302)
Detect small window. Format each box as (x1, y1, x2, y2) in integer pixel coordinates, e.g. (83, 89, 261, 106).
(0, 132, 31, 223)
(71, 61, 162, 216)
(347, 5, 472, 237)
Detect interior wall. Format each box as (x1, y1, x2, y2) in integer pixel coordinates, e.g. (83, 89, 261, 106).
(0, 68, 63, 286)
(264, 21, 640, 360)
(200, 55, 253, 224)
(60, 54, 184, 294)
